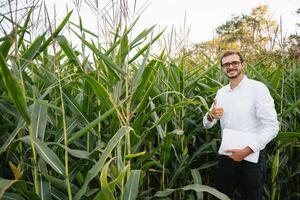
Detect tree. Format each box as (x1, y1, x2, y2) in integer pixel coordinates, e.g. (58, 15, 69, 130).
(190, 5, 279, 61)
(286, 8, 300, 60)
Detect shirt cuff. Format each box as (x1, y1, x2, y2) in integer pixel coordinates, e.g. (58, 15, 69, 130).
(203, 113, 217, 129)
(248, 140, 261, 153)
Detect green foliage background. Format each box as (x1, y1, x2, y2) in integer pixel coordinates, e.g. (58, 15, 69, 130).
(0, 2, 299, 200)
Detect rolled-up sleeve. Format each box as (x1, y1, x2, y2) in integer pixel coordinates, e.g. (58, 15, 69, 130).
(248, 84, 279, 152)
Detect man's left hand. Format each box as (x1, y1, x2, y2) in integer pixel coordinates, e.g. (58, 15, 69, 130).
(226, 147, 253, 162)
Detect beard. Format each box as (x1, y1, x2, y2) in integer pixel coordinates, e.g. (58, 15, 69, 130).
(225, 69, 242, 79)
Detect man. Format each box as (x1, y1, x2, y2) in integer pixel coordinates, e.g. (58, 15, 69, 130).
(203, 50, 279, 200)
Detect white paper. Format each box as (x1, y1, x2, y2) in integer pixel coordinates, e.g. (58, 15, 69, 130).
(218, 129, 259, 163)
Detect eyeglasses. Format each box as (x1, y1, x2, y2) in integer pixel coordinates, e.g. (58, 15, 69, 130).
(221, 61, 242, 68)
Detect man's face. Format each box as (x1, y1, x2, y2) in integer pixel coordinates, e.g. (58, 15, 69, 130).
(221, 54, 244, 79)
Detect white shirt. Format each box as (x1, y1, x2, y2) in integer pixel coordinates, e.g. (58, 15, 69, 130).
(203, 75, 279, 153)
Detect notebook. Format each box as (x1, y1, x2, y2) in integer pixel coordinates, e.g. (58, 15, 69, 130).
(218, 129, 260, 163)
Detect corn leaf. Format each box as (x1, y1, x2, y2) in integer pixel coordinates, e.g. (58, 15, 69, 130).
(124, 170, 141, 200)
(0, 31, 14, 57)
(74, 126, 131, 200)
(154, 184, 230, 200)
(128, 31, 164, 64)
(35, 11, 73, 58)
(93, 158, 115, 200)
(73, 31, 126, 79)
(17, 8, 32, 48)
(20, 34, 45, 69)
(131, 60, 158, 105)
(3, 192, 25, 200)
(38, 159, 51, 200)
(247, 64, 282, 101)
(275, 132, 300, 140)
(0, 54, 30, 124)
(191, 169, 203, 200)
(83, 75, 115, 110)
(56, 35, 82, 70)
(68, 106, 117, 144)
(161, 133, 174, 165)
(21, 136, 65, 175)
(270, 66, 281, 90)
(0, 178, 18, 199)
(280, 99, 300, 117)
(0, 120, 25, 155)
(116, 30, 128, 66)
(31, 102, 48, 141)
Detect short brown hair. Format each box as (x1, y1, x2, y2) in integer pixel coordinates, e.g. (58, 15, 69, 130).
(220, 51, 244, 65)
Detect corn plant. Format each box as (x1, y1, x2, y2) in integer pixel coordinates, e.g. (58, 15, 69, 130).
(0, 3, 232, 200)
(0, 1, 299, 200)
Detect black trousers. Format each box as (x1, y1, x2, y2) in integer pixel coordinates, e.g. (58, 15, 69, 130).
(214, 151, 265, 200)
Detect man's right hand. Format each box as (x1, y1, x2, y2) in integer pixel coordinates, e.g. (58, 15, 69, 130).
(207, 99, 224, 121)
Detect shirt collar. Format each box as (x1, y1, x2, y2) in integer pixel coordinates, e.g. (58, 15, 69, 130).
(225, 75, 248, 92)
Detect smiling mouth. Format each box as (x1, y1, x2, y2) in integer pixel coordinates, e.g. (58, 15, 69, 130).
(227, 69, 237, 73)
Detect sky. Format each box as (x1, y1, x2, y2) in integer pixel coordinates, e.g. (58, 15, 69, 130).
(1, 0, 299, 44)
(138, 0, 300, 42)
(41, 0, 300, 44)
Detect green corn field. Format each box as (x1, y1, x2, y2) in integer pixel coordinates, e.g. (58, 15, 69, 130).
(0, 1, 299, 200)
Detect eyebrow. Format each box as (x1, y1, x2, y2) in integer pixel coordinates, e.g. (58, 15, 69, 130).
(222, 61, 241, 64)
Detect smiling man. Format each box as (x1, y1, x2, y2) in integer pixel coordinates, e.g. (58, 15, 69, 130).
(203, 50, 279, 200)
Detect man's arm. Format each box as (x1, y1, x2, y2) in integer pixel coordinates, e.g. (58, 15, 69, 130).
(248, 84, 279, 153)
(203, 98, 223, 129)
(226, 147, 253, 162)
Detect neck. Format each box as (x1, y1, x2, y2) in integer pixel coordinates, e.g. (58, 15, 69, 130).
(230, 73, 244, 89)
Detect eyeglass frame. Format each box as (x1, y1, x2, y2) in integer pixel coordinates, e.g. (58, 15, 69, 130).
(221, 61, 243, 68)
